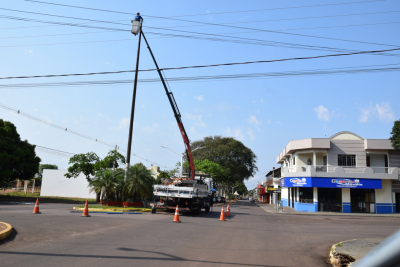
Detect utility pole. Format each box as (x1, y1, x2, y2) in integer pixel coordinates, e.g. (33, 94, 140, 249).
(125, 19, 142, 181)
(113, 145, 118, 172)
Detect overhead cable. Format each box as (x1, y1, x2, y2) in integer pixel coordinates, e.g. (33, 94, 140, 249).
(1, 64, 399, 89)
(23, 0, 386, 18)
(0, 103, 174, 169)
(1, 47, 400, 80)
(21, 0, 398, 48)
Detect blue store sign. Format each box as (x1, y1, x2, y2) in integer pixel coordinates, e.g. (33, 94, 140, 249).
(280, 177, 382, 189)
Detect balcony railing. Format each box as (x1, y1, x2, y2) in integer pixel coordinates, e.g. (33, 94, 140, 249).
(284, 165, 397, 176)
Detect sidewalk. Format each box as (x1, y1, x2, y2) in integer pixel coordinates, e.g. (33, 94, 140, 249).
(330, 238, 383, 266)
(257, 203, 400, 217)
(0, 221, 13, 241)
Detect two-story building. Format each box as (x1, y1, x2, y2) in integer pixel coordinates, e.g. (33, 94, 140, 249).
(277, 131, 400, 214)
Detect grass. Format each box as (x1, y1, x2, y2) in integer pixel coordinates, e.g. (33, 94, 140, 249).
(0, 192, 96, 203)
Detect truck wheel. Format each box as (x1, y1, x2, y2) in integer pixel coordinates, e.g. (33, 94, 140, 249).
(205, 206, 210, 212)
(151, 206, 156, 214)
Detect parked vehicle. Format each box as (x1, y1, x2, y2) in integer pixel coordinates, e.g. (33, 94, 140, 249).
(220, 197, 226, 204)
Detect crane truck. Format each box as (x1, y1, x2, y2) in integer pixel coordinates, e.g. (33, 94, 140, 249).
(134, 26, 212, 214)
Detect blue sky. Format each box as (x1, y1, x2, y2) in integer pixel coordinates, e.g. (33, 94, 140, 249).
(1, 0, 399, 189)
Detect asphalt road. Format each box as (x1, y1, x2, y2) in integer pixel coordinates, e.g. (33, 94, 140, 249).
(0, 201, 399, 267)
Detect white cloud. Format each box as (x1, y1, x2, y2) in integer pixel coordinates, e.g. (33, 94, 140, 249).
(359, 107, 373, 122)
(314, 105, 330, 122)
(28, 50, 33, 53)
(184, 113, 202, 121)
(194, 95, 204, 101)
(112, 117, 129, 130)
(360, 102, 395, 122)
(376, 103, 394, 121)
(248, 115, 261, 125)
(226, 127, 244, 141)
(247, 128, 255, 140)
(141, 123, 159, 133)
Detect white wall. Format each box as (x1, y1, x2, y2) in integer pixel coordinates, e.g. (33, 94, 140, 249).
(376, 179, 392, 204)
(342, 188, 350, 203)
(41, 169, 96, 199)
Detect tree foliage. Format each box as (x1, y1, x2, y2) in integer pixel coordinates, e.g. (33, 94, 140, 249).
(234, 181, 248, 195)
(94, 150, 125, 170)
(64, 152, 100, 182)
(89, 169, 123, 202)
(0, 119, 41, 185)
(390, 120, 400, 150)
(155, 171, 170, 184)
(38, 164, 58, 178)
(189, 136, 258, 184)
(184, 159, 228, 184)
(124, 163, 154, 201)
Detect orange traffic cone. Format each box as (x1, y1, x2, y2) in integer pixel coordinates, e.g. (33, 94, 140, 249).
(173, 205, 181, 223)
(219, 206, 226, 221)
(81, 200, 91, 217)
(32, 198, 41, 214)
(226, 205, 230, 217)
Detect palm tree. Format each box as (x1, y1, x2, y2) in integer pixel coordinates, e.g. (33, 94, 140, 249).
(89, 169, 123, 202)
(124, 163, 154, 202)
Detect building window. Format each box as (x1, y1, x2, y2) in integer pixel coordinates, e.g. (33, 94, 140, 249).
(338, 155, 356, 167)
(299, 187, 313, 203)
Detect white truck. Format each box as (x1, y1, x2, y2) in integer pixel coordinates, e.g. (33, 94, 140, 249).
(152, 177, 213, 214)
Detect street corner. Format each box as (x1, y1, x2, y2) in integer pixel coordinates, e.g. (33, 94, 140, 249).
(0, 222, 13, 242)
(329, 238, 383, 267)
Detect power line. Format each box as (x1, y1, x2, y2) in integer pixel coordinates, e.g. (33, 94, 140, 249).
(0, 102, 115, 147)
(160, 10, 400, 29)
(21, 0, 398, 47)
(24, 0, 386, 18)
(0, 103, 174, 169)
(1, 47, 400, 80)
(2, 9, 398, 58)
(1, 63, 399, 89)
(0, 12, 365, 54)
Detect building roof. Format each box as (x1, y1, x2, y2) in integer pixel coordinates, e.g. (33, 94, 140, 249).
(329, 131, 364, 140)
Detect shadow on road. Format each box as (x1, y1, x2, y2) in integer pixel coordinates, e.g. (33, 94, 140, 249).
(0, 228, 18, 245)
(0, 248, 283, 267)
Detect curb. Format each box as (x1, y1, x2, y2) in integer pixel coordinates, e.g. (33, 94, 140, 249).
(0, 222, 13, 241)
(329, 239, 357, 267)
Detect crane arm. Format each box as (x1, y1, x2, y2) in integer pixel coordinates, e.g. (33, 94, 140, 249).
(141, 31, 195, 180)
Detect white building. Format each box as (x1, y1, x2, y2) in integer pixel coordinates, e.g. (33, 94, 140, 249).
(277, 131, 400, 214)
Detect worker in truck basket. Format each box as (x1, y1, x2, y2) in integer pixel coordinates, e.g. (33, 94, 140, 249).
(135, 12, 143, 22)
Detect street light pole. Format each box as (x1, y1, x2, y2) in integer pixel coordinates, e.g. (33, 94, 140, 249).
(125, 20, 142, 182)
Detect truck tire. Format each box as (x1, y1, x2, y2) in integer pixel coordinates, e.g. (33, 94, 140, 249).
(151, 206, 156, 214)
(205, 206, 210, 212)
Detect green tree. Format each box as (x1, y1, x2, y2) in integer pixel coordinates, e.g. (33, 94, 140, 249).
(190, 136, 258, 184)
(0, 119, 41, 186)
(94, 150, 125, 170)
(184, 159, 228, 184)
(155, 171, 170, 184)
(36, 164, 58, 186)
(64, 152, 100, 182)
(167, 162, 181, 177)
(124, 163, 154, 202)
(234, 181, 248, 195)
(390, 120, 400, 150)
(65, 152, 100, 201)
(37, 164, 58, 178)
(89, 169, 124, 202)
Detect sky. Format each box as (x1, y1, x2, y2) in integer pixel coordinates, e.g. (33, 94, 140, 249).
(0, 0, 399, 190)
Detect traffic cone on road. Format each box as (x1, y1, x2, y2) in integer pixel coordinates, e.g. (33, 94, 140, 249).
(32, 198, 41, 214)
(226, 205, 230, 217)
(173, 205, 181, 223)
(81, 200, 91, 217)
(219, 206, 226, 221)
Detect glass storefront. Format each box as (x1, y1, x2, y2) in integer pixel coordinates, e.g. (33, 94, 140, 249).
(318, 188, 342, 212)
(350, 189, 375, 213)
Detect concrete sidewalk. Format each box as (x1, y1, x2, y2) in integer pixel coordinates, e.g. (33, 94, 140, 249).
(329, 238, 383, 266)
(257, 203, 400, 217)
